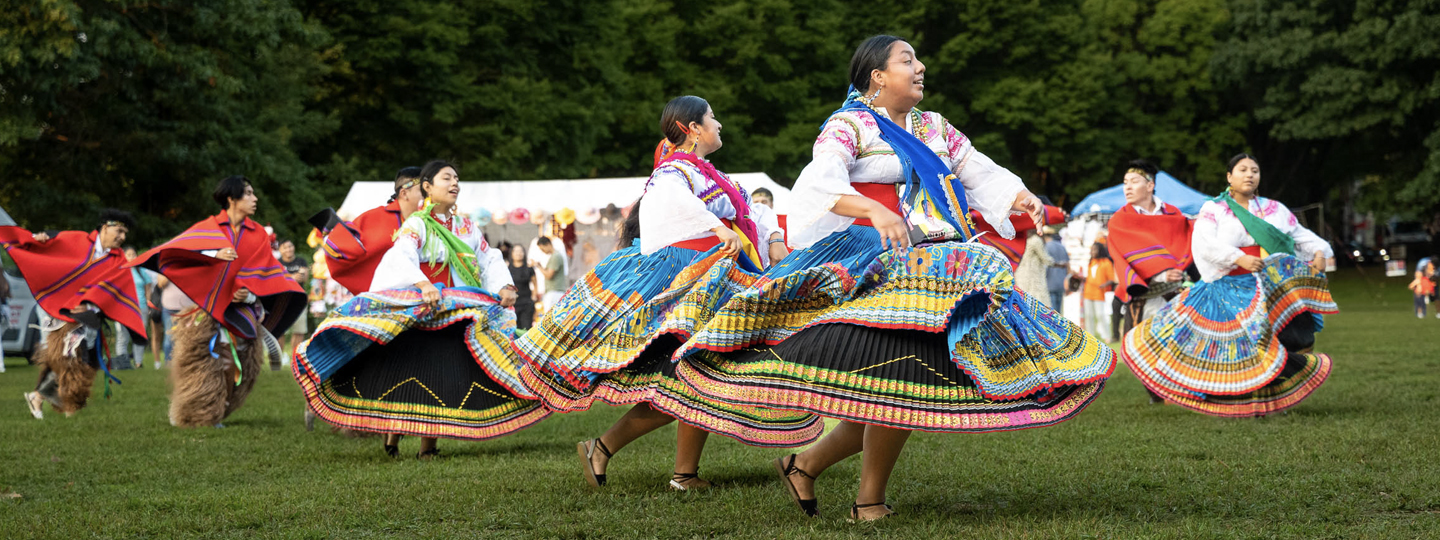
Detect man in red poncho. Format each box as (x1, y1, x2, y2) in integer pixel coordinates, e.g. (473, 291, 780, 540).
(2, 209, 144, 419)
(1104, 160, 1195, 336)
(311, 166, 423, 295)
(129, 176, 305, 428)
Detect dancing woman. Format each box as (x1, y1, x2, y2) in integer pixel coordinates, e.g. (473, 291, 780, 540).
(1121, 153, 1338, 417)
(2, 210, 145, 418)
(667, 36, 1116, 520)
(517, 96, 819, 491)
(293, 160, 545, 458)
(130, 177, 306, 427)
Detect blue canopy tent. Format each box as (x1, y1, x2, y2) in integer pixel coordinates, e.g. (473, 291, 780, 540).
(1069, 171, 1210, 217)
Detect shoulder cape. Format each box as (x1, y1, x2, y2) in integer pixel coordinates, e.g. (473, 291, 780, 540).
(970, 204, 1067, 269)
(0, 228, 146, 338)
(320, 202, 405, 294)
(129, 213, 304, 339)
(1105, 202, 1193, 302)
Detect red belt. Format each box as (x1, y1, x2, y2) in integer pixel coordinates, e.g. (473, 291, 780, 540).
(1227, 246, 1263, 276)
(419, 262, 455, 287)
(670, 219, 735, 251)
(851, 183, 900, 227)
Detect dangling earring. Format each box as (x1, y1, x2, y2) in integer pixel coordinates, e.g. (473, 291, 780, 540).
(686, 135, 699, 154)
(860, 85, 882, 108)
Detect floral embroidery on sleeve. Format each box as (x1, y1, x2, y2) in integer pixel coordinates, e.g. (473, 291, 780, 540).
(816, 115, 862, 158)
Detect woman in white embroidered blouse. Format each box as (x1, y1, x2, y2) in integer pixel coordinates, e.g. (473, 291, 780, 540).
(1121, 153, 1339, 419)
(516, 96, 820, 494)
(668, 36, 1116, 522)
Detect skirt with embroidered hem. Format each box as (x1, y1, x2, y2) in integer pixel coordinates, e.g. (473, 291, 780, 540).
(1121, 254, 1337, 417)
(292, 287, 548, 441)
(657, 227, 1115, 434)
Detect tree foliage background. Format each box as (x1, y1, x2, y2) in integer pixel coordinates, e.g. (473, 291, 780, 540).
(2, 0, 1437, 244)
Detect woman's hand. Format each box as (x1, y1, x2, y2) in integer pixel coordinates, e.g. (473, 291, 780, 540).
(1311, 253, 1329, 273)
(498, 286, 518, 308)
(867, 206, 911, 250)
(215, 247, 239, 261)
(417, 282, 442, 307)
(712, 226, 741, 255)
(1012, 191, 1046, 231)
(1235, 254, 1265, 273)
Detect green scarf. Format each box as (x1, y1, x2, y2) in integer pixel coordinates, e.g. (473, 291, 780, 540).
(416, 201, 484, 288)
(1214, 189, 1295, 256)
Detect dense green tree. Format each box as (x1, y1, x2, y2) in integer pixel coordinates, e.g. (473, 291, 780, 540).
(0, 0, 333, 244)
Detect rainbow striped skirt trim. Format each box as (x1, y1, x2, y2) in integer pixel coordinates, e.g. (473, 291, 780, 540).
(515, 244, 821, 447)
(1121, 254, 1338, 417)
(293, 286, 549, 440)
(668, 226, 1116, 433)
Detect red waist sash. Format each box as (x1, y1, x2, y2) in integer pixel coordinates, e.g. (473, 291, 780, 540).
(419, 262, 455, 287)
(670, 219, 737, 251)
(851, 183, 900, 227)
(1227, 246, 1264, 276)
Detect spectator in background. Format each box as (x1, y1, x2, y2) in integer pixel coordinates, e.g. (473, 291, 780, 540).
(507, 244, 539, 330)
(0, 266, 8, 372)
(1412, 261, 1436, 318)
(1014, 230, 1052, 306)
(751, 187, 774, 209)
(1044, 227, 1070, 313)
(279, 239, 309, 369)
(534, 237, 568, 311)
(113, 246, 157, 369)
(1081, 243, 1115, 341)
(156, 273, 196, 368)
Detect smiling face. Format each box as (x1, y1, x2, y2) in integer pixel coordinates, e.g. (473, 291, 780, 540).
(426, 167, 461, 206)
(1226, 158, 1261, 197)
(872, 41, 926, 109)
(279, 240, 295, 261)
(688, 106, 723, 155)
(99, 223, 128, 250)
(1122, 172, 1155, 207)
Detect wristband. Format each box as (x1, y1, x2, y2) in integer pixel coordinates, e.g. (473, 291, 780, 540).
(768, 238, 786, 245)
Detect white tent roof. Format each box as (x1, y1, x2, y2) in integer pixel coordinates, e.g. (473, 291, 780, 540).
(337, 173, 793, 218)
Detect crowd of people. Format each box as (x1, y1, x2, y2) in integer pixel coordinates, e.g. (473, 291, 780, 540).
(0, 34, 1349, 522)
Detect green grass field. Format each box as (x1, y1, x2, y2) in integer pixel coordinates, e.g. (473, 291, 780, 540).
(1, 269, 1437, 539)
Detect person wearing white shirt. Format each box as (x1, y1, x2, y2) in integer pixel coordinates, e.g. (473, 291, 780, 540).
(1121, 153, 1339, 418)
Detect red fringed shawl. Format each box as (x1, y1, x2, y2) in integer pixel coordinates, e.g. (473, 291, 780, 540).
(129, 213, 304, 338)
(323, 202, 405, 295)
(0, 229, 146, 337)
(1105, 203, 1193, 302)
(970, 205, 1068, 269)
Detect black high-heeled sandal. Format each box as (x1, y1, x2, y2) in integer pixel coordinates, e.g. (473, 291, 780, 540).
(577, 438, 612, 487)
(669, 472, 713, 491)
(384, 434, 402, 458)
(773, 454, 819, 517)
(848, 502, 894, 522)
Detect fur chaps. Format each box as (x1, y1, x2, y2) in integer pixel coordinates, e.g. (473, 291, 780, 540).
(34, 321, 98, 414)
(168, 310, 264, 427)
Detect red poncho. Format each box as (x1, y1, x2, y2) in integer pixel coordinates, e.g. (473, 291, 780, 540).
(0, 228, 146, 338)
(970, 205, 1068, 269)
(129, 213, 304, 338)
(1105, 203, 1193, 302)
(323, 202, 405, 295)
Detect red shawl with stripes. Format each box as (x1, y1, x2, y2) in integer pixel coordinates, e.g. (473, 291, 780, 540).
(0, 228, 146, 337)
(970, 205, 1067, 269)
(323, 202, 405, 295)
(129, 213, 304, 338)
(1105, 202, 1193, 302)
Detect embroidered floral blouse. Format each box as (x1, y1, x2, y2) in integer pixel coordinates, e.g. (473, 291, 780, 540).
(1192, 197, 1334, 282)
(370, 212, 513, 293)
(787, 107, 1028, 249)
(639, 157, 784, 266)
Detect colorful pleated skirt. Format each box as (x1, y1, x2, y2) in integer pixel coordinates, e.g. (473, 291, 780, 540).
(669, 225, 1116, 433)
(1121, 254, 1338, 417)
(515, 243, 823, 447)
(292, 287, 549, 440)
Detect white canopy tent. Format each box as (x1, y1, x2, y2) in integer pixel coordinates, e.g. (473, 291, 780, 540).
(336, 172, 793, 219)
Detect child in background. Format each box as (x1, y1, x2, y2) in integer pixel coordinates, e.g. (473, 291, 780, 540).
(1411, 267, 1435, 318)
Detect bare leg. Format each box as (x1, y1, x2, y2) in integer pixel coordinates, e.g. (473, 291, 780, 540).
(671, 423, 711, 489)
(588, 403, 675, 475)
(854, 425, 911, 510)
(787, 421, 867, 501)
(418, 437, 438, 459)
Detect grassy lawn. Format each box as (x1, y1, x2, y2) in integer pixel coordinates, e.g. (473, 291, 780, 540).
(1, 269, 1437, 539)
